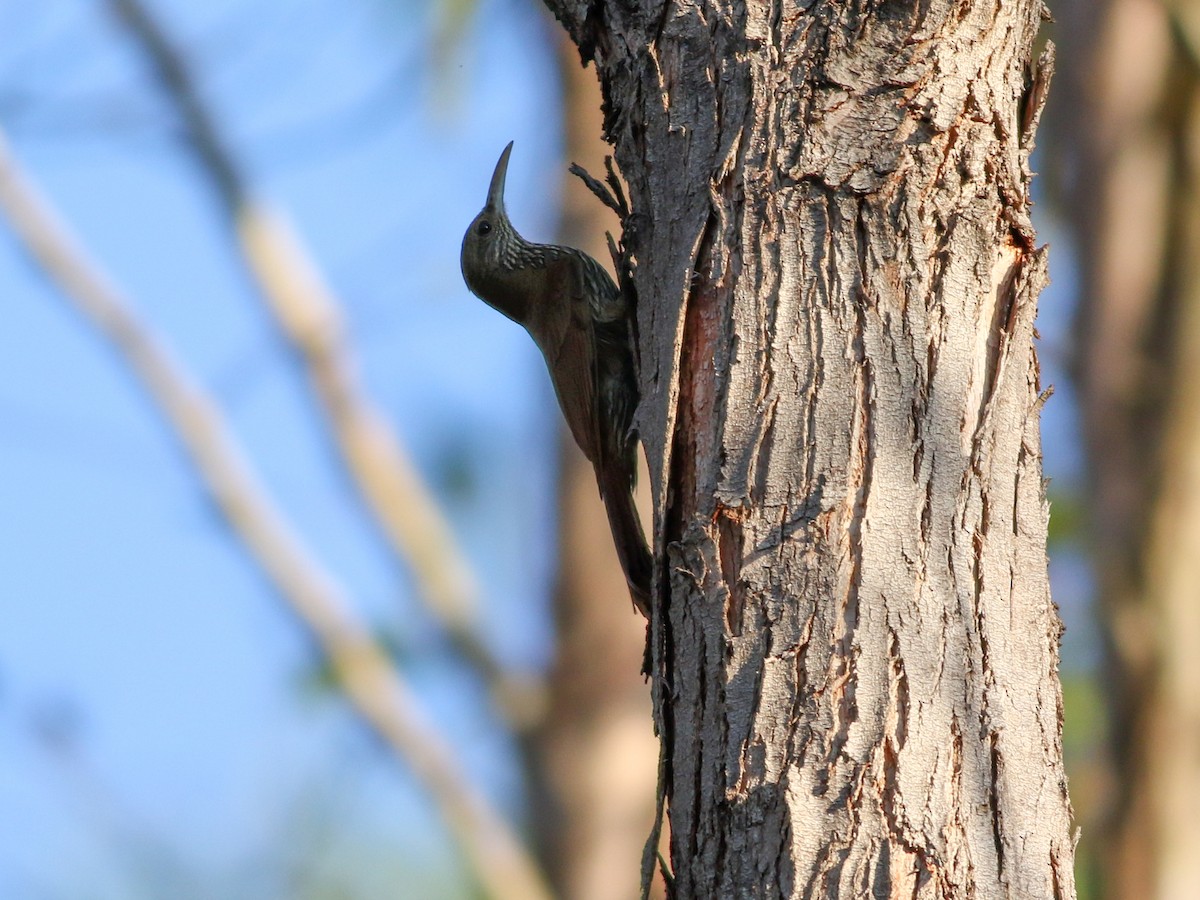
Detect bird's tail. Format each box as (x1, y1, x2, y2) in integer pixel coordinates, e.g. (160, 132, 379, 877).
(597, 458, 653, 618)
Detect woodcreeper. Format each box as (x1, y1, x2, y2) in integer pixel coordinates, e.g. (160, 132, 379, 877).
(460, 142, 651, 617)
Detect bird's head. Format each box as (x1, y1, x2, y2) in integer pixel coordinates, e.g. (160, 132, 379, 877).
(461, 141, 519, 295)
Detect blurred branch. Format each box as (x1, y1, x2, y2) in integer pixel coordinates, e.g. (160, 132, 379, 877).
(0, 129, 552, 900)
(105, 0, 539, 728)
(1168, 1, 1200, 74)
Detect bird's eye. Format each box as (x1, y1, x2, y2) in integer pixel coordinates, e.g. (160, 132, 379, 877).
(476, 220, 492, 236)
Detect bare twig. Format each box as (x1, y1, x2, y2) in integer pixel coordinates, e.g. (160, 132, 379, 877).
(0, 129, 552, 900)
(106, 0, 540, 727)
(568, 160, 623, 218)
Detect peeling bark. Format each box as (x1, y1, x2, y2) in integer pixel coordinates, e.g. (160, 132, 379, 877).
(543, 1, 1077, 895)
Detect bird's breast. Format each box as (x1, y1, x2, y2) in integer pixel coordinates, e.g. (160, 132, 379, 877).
(466, 266, 530, 326)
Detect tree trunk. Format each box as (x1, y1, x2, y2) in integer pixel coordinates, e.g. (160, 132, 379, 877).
(544, 1, 1077, 896)
(1056, 2, 1200, 897)
(526, 31, 660, 900)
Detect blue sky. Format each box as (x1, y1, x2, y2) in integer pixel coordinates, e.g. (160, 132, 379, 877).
(0, 1, 1090, 897)
(0, 1, 574, 895)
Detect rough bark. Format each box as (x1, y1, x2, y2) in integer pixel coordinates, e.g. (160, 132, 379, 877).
(1056, 3, 1200, 897)
(544, 1, 1077, 896)
(525, 31, 660, 900)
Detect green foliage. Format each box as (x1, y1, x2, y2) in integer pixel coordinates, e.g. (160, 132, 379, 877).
(1061, 673, 1107, 900)
(1047, 488, 1086, 549)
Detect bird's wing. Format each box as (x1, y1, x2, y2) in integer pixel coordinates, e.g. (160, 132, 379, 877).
(543, 254, 651, 614)
(539, 255, 605, 468)
(578, 254, 624, 324)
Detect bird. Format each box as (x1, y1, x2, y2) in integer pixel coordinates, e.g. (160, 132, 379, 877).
(460, 141, 651, 617)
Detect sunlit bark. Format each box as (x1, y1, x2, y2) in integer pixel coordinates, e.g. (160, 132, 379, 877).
(544, 1, 1077, 895)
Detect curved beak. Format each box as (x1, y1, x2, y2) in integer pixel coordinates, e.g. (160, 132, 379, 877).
(486, 141, 514, 212)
